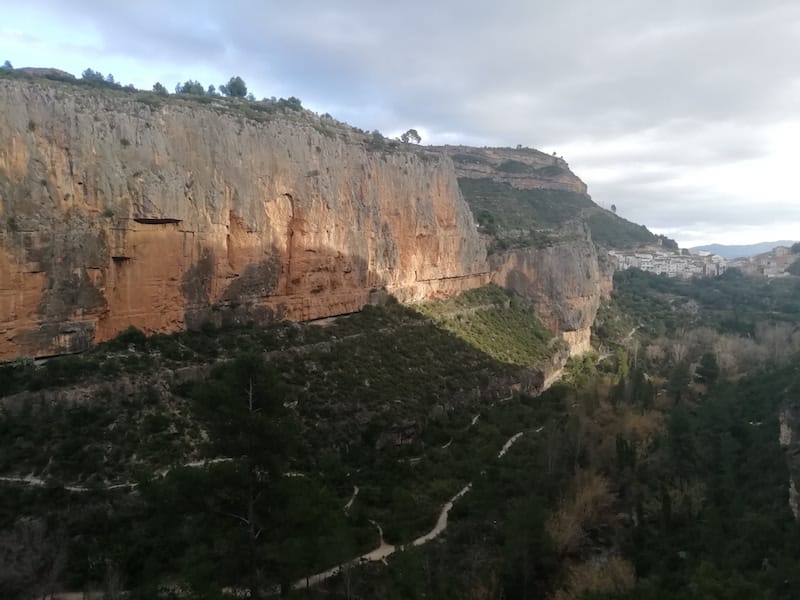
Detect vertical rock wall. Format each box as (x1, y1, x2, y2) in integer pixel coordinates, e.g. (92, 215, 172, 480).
(0, 79, 613, 361)
(0, 80, 488, 359)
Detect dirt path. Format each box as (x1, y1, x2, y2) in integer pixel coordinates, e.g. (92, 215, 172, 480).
(45, 368, 566, 596)
(289, 364, 566, 590)
(410, 483, 472, 547)
(343, 485, 360, 512)
(497, 432, 524, 458)
(290, 425, 536, 590)
(0, 457, 235, 492)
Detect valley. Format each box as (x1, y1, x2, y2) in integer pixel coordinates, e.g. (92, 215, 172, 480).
(1, 70, 800, 600)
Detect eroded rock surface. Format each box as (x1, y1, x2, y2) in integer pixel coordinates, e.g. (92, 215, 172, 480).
(0, 80, 488, 359)
(490, 225, 612, 354)
(0, 79, 612, 360)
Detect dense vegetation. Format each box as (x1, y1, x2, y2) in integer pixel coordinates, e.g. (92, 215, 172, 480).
(623, 361, 800, 599)
(589, 268, 800, 598)
(0, 294, 571, 597)
(787, 256, 800, 276)
(606, 267, 800, 338)
(417, 285, 565, 367)
(3, 270, 800, 598)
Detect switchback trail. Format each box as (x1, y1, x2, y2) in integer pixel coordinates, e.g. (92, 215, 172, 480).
(290, 425, 534, 591)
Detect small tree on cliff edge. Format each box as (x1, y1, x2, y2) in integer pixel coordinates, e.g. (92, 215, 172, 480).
(220, 76, 248, 98)
(400, 128, 422, 144)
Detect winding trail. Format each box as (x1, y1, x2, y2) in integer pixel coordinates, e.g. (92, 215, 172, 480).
(497, 432, 524, 458)
(35, 368, 566, 596)
(0, 457, 234, 493)
(409, 483, 472, 547)
(343, 485, 360, 512)
(289, 425, 540, 590)
(0, 474, 136, 493)
(289, 363, 565, 590)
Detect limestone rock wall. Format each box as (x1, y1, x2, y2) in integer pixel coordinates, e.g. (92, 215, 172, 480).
(0, 79, 613, 362)
(0, 80, 488, 359)
(490, 226, 612, 353)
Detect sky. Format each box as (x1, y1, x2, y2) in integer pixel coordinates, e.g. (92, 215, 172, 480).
(2, 0, 799, 247)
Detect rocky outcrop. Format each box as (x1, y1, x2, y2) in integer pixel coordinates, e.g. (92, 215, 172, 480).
(438, 145, 588, 194)
(0, 80, 488, 359)
(490, 224, 612, 355)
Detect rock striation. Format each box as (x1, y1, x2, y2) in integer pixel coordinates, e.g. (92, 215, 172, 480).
(442, 145, 613, 356)
(491, 224, 613, 356)
(0, 78, 612, 361)
(0, 80, 489, 359)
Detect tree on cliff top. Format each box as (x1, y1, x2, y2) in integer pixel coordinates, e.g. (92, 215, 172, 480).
(400, 128, 422, 144)
(175, 80, 206, 95)
(220, 76, 248, 98)
(1, 60, 12, 70)
(81, 68, 105, 83)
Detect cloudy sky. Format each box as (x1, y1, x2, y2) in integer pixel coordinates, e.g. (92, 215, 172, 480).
(3, 0, 799, 246)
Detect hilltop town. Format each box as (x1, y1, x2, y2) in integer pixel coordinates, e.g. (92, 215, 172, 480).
(608, 246, 727, 278)
(608, 243, 800, 279)
(728, 244, 799, 278)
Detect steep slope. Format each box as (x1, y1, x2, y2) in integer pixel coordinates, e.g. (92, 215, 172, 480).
(437, 147, 617, 354)
(440, 145, 658, 249)
(0, 79, 489, 359)
(491, 225, 613, 355)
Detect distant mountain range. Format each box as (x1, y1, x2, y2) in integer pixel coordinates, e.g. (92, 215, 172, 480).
(690, 240, 797, 259)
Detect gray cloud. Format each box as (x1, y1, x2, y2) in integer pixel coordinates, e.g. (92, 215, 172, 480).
(8, 0, 800, 244)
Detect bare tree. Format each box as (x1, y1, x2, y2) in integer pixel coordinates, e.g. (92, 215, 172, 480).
(669, 328, 690, 365)
(756, 322, 797, 365)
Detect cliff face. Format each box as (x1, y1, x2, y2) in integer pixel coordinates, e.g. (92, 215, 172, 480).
(443, 145, 614, 355)
(0, 79, 613, 361)
(0, 80, 488, 359)
(491, 225, 613, 356)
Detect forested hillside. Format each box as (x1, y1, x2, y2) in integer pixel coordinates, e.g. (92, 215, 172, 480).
(3, 269, 800, 598)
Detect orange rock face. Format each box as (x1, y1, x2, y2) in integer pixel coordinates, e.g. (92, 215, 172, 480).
(490, 224, 613, 353)
(0, 80, 613, 362)
(0, 80, 488, 359)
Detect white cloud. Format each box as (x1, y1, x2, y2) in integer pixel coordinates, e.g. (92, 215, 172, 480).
(3, 0, 800, 245)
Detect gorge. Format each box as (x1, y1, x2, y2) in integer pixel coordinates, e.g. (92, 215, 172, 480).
(0, 77, 617, 361)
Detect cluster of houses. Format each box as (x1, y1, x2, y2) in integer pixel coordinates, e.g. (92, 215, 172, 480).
(607, 247, 727, 279)
(728, 245, 797, 278)
(608, 244, 799, 279)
